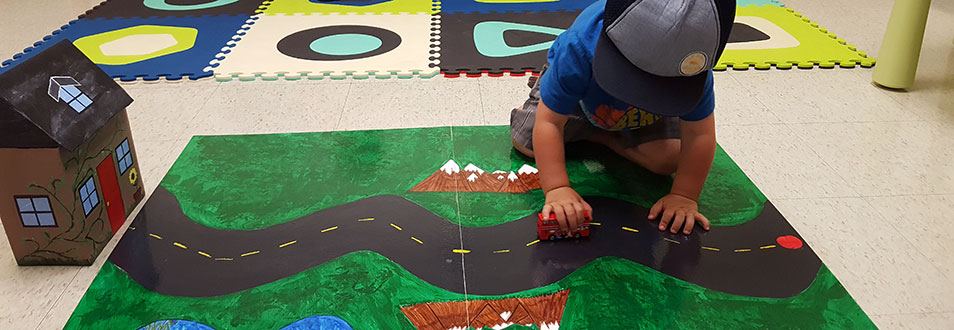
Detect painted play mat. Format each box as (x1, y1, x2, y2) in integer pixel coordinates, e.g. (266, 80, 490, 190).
(0, 0, 874, 81)
(63, 126, 876, 329)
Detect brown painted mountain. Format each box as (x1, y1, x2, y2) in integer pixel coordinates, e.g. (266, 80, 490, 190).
(410, 160, 541, 193)
(401, 290, 569, 330)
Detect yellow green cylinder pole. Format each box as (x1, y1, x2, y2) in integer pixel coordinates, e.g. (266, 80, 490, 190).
(872, 0, 932, 89)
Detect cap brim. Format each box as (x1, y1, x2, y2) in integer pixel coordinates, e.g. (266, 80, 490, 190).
(592, 30, 708, 117)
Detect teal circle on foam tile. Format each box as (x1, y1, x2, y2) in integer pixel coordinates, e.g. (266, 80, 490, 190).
(309, 34, 383, 56)
(144, 0, 240, 11)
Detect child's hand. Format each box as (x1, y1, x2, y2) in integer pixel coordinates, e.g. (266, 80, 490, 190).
(542, 186, 593, 234)
(648, 194, 710, 235)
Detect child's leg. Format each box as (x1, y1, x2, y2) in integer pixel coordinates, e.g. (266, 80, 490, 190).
(587, 134, 680, 175)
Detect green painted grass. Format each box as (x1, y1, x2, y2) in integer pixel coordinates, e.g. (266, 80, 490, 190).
(161, 126, 764, 230)
(65, 126, 870, 330)
(65, 253, 874, 330)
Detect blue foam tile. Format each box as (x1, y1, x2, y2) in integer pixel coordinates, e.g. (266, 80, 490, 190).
(0, 15, 251, 81)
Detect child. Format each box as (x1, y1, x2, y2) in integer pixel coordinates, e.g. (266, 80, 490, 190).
(510, 0, 736, 235)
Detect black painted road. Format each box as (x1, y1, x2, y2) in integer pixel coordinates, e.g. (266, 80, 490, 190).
(110, 187, 820, 298)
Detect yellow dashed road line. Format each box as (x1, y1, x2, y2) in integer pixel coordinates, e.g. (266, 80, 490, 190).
(321, 226, 338, 233)
(663, 238, 680, 244)
(702, 246, 721, 252)
(390, 223, 403, 231)
(128, 226, 136, 231)
(197, 251, 212, 258)
(241, 250, 260, 257)
(215, 257, 233, 261)
(452, 249, 471, 254)
(493, 249, 510, 254)
(410, 237, 423, 245)
(734, 249, 752, 253)
(622, 226, 639, 233)
(358, 217, 375, 222)
(589, 222, 601, 226)
(279, 240, 297, 248)
(526, 239, 540, 247)
(173, 242, 187, 249)
(760, 245, 777, 250)
(149, 233, 163, 240)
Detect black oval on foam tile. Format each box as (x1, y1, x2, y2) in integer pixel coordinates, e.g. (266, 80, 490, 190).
(277, 25, 402, 61)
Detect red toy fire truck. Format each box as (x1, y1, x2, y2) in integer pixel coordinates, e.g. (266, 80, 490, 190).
(537, 212, 592, 240)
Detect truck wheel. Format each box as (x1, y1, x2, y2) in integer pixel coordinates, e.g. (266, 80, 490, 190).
(574, 232, 581, 239)
(548, 235, 556, 241)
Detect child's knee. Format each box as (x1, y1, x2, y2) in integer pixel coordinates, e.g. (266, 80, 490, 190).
(639, 140, 680, 175)
(645, 157, 678, 176)
(512, 138, 534, 158)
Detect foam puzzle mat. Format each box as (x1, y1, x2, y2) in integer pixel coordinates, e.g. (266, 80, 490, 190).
(0, 0, 874, 81)
(61, 126, 876, 329)
(210, 13, 438, 80)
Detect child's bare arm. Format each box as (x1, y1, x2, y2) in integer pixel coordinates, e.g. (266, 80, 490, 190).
(648, 114, 716, 234)
(533, 101, 593, 234)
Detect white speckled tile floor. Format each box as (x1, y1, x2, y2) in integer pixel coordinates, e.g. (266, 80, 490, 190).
(0, 0, 952, 329)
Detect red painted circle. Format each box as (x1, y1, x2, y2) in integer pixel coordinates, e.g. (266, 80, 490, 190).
(777, 235, 803, 249)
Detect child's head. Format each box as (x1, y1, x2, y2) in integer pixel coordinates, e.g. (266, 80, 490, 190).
(593, 0, 735, 116)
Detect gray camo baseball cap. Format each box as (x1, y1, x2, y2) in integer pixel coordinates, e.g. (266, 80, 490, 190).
(593, 0, 736, 116)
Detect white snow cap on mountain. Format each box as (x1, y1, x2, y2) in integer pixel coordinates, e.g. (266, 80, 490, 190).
(540, 322, 560, 330)
(518, 164, 538, 175)
(463, 163, 485, 174)
(492, 323, 515, 330)
(492, 170, 507, 174)
(507, 171, 519, 181)
(500, 311, 512, 321)
(497, 175, 505, 180)
(440, 159, 460, 174)
(467, 173, 479, 182)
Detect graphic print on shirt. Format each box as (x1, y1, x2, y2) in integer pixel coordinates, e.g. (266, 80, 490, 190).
(585, 104, 662, 131)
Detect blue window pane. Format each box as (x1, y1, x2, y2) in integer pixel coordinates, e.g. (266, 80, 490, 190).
(16, 198, 34, 212)
(77, 94, 93, 107)
(125, 156, 133, 168)
(62, 85, 81, 98)
(37, 213, 55, 226)
(119, 159, 128, 173)
(32, 198, 51, 212)
(85, 178, 95, 193)
(80, 178, 99, 215)
(20, 213, 39, 226)
(116, 145, 123, 157)
(68, 100, 86, 113)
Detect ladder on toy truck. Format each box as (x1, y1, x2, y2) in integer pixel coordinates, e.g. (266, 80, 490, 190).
(537, 212, 591, 241)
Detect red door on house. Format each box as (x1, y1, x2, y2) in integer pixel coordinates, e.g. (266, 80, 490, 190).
(97, 155, 126, 234)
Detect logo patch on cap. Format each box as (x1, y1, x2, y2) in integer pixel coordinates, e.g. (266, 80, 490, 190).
(679, 52, 707, 76)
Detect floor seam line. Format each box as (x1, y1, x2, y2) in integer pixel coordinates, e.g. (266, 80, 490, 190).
(34, 267, 83, 330)
(333, 82, 353, 130)
(476, 78, 487, 125)
(183, 80, 221, 137)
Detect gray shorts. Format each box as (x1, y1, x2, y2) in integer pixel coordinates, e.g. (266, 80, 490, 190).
(510, 67, 681, 151)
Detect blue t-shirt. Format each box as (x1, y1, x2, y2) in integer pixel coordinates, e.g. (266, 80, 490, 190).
(540, 0, 715, 131)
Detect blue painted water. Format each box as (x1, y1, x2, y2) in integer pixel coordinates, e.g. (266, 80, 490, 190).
(137, 316, 354, 330)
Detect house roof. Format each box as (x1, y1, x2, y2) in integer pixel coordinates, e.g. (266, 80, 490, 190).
(0, 40, 133, 151)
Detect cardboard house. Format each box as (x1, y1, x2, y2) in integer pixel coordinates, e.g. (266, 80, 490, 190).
(0, 40, 144, 265)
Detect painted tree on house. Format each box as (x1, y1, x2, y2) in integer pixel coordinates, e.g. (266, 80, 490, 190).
(19, 129, 127, 265)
